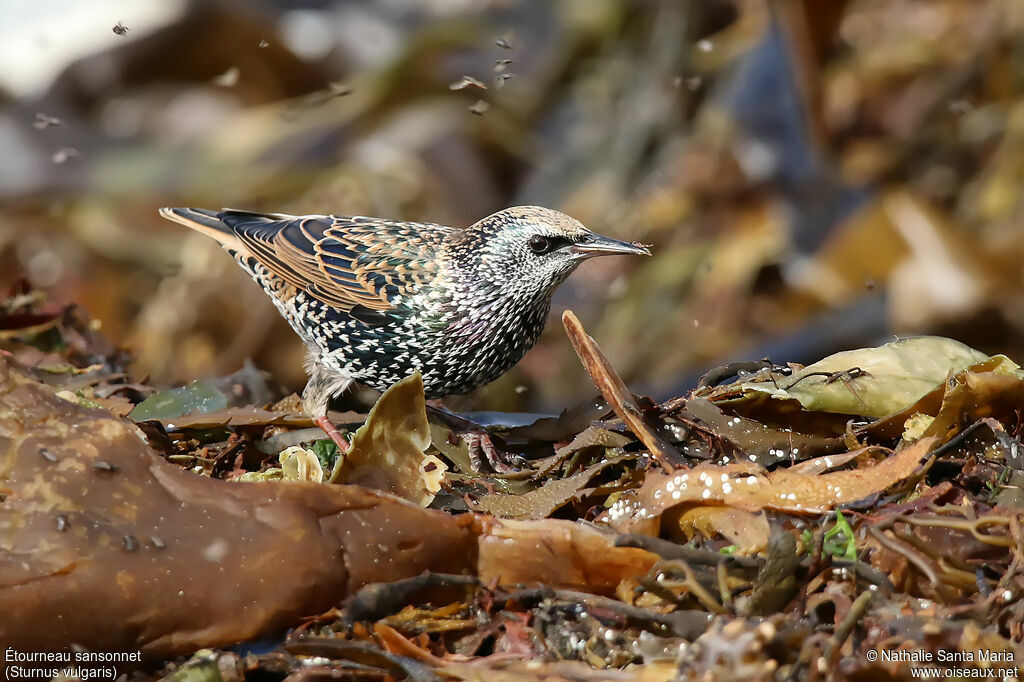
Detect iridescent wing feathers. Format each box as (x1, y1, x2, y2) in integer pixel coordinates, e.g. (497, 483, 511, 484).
(160, 208, 452, 318)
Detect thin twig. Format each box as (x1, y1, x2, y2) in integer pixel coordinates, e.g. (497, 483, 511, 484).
(824, 590, 873, 661)
(562, 310, 681, 471)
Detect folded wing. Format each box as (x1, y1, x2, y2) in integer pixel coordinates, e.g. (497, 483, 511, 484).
(162, 208, 453, 317)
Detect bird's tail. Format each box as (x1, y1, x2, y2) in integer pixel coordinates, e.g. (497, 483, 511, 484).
(158, 207, 242, 248)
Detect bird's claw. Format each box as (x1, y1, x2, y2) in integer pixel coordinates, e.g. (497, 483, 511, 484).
(463, 432, 524, 474)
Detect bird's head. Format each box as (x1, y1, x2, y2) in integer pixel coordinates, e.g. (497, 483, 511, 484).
(460, 206, 650, 296)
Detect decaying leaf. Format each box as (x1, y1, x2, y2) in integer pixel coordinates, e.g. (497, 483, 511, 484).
(743, 528, 799, 615)
(719, 337, 1018, 418)
(854, 357, 1024, 447)
(606, 437, 938, 531)
(918, 369, 1024, 442)
(498, 396, 610, 442)
(673, 506, 771, 552)
(525, 425, 631, 479)
(902, 413, 934, 441)
(554, 425, 632, 458)
(786, 450, 862, 475)
(428, 422, 476, 474)
(280, 446, 323, 483)
(683, 397, 844, 465)
(477, 519, 660, 596)
(329, 371, 447, 506)
(0, 354, 477, 656)
(475, 455, 632, 519)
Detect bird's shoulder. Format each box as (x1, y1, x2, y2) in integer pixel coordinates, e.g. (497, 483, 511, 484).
(321, 214, 459, 259)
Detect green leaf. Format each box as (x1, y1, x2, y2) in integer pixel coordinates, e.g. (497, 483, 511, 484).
(730, 337, 1018, 418)
(311, 439, 340, 471)
(823, 510, 858, 561)
(129, 380, 229, 422)
(800, 529, 814, 554)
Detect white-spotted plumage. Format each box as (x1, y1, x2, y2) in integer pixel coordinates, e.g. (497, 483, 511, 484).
(159, 205, 649, 415)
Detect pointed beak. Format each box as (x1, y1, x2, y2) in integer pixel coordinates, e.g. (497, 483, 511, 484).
(569, 234, 652, 260)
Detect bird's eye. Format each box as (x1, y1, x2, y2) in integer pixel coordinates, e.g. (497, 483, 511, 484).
(529, 235, 552, 254)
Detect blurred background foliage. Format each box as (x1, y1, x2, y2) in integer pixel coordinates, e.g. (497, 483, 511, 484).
(1, 0, 1023, 414)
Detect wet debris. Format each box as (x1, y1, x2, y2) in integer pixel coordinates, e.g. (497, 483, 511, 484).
(0, 350, 477, 656)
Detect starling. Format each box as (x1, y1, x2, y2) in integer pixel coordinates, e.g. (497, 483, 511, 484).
(159, 206, 650, 452)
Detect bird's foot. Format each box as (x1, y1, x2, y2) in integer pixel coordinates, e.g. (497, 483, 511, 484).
(463, 432, 524, 474)
(314, 415, 351, 454)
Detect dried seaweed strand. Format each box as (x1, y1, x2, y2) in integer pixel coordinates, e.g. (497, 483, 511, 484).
(648, 559, 726, 614)
(867, 526, 954, 602)
(717, 560, 734, 608)
(891, 528, 978, 589)
(898, 514, 1015, 548)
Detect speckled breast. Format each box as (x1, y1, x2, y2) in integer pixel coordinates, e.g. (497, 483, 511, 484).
(241, 255, 553, 397)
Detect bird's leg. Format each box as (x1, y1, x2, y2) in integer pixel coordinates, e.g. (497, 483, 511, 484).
(423, 401, 524, 471)
(424, 403, 525, 474)
(302, 361, 355, 454)
(313, 415, 350, 453)
(462, 432, 524, 474)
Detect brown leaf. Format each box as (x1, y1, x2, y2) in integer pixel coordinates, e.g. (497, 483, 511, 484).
(477, 518, 659, 596)
(674, 506, 771, 551)
(684, 396, 844, 465)
(554, 425, 632, 458)
(475, 455, 632, 519)
(0, 355, 476, 657)
(161, 406, 364, 429)
(329, 371, 447, 506)
(607, 437, 938, 531)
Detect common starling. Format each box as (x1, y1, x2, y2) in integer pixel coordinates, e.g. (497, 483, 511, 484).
(159, 206, 650, 452)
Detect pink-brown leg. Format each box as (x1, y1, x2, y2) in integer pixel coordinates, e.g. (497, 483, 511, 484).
(314, 415, 350, 453)
(463, 432, 523, 474)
